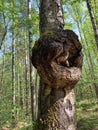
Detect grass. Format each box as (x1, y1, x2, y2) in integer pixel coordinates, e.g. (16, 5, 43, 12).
(76, 98, 98, 130)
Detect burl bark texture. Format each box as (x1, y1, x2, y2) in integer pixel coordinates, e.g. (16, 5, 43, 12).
(32, 29, 82, 89)
(31, 29, 83, 130)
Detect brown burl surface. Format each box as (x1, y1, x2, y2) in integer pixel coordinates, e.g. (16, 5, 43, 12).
(31, 29, 83, 89)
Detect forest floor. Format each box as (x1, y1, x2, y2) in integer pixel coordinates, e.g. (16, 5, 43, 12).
(77, 98, 98, 130)
(1, 99, 98, 130)
(1, 121, 30, 130)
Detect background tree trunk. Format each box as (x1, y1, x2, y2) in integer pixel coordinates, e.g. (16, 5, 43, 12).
(86, 0, 98, 48)
(24, 28, 29, 115)
(12, 32, 16, 121)
(27, 0, 37, 125)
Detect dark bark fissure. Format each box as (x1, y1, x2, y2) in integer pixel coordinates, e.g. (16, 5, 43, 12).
(31, 0, 83, 130)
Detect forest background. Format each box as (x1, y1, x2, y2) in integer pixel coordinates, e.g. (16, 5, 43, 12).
(0, 0, 98, 130)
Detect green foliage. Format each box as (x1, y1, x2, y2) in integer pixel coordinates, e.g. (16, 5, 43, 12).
(0, 0, 39, 129)
(77, 99, 98, 130)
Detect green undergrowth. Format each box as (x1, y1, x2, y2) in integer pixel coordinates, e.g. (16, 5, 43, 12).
(1, 98, 98, 130)
(76, 98, 98, 130)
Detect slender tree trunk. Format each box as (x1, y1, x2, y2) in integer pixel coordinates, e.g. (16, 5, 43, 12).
(0, 12, 7, 49)
(0, 43, 5, 97)
(19, 75, 23, 107)
(27, 0, 37, 124)
(83, 29, 98, 98)
(72, 5, 98, 98)
(31, 0, 82, 130)
(16, 62, 20, 120)
(86, 0, 98, 48)
(1, 12, 7, 93)
(1, 43, 5, 84)
(88, 52, 98, 98)
(12, 32, 16, 121)
(24, 28, 29, 115)
(81, 23, 98, 98)
(19, 62, 23, 108)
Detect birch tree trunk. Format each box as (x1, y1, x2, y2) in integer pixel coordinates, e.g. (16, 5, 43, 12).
(27, 0, 37, 124)
(1, 42, 5, 96)
(24, 28, 29, 115)
(82, 27, 98, 98)
(73, 7, 98, 98)
(0, 12, 7, 49)
(12, 32, 16, 120)
(31, 0, 83, 130)
(86, 0, 98, 48)
(86, 0, 98, 97)
(0, 12, 7, 95)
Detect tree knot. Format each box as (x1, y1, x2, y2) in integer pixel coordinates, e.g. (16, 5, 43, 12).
(31, 29, 83, 89)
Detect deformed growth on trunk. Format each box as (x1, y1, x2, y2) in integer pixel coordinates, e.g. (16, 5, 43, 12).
(31, 29, 83, 130)
(31, 29, 83, 89)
